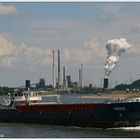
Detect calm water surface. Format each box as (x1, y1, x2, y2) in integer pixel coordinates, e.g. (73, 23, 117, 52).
(0, 94, 140, 138)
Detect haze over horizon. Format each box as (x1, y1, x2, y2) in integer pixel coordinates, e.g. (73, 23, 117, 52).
(0, 2, 140, 88)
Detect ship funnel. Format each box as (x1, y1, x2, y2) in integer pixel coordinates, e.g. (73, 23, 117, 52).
(103, 78, 108, 89)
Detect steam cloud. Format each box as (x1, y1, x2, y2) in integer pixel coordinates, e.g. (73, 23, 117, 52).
(104, 38, 131, 78)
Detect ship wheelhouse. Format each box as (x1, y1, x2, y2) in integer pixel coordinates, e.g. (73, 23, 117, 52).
(8, 89, 42, 107)
(8, 89, 61, 107)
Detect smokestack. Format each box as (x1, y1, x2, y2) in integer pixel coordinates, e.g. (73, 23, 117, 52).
(63, 66, 66, 89)
(56, 77, 58, 88)
(79, 69, 81, 87)
(79, 64, 83, 87)
(58, 50, 60, 88)
(52, 50, 55, 88)
(81, 64, 83, 87)
(103, 78, 108, 89)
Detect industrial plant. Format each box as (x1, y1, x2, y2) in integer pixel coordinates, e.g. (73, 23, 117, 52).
(22, 49, 85, 94)
(0, 38, 139, 95)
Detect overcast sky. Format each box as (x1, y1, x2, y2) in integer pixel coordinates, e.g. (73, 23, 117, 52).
(0, 2, 140, 87)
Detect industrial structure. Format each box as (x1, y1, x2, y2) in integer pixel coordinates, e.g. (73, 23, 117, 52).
(103, 78, 109, 89)
(25, 80, 30, 90)
(24, 49, 86, 92)
(52, 50, 55, 88)
(79, 64, 83, 88)
(63, 66, 66, 90)
(58, 50, 61, 89)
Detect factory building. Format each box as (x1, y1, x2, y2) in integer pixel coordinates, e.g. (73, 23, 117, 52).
(66, 75, 72, 88)
(25, 80, 30, 90)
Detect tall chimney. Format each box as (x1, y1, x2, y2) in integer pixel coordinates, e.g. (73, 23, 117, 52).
(58, 50, 60, 88)
(56, 77, 58, 88)
(52, 50, 55, 88)
(79, 69, 81, 87)
(103, 78, 109, 89)
(63, 66, 66, 89)
(81, 64, 83, 87)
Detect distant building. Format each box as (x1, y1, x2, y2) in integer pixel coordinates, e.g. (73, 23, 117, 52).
(39, 78, 45, 89)
(25, 80, 30, 90)
(66, 75, 72, 88)
(71, 82, 78, 88)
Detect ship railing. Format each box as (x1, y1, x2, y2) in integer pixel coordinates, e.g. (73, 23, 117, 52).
(0, 97, 10, 106)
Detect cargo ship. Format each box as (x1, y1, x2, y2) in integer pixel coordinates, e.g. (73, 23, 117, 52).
(0, 88, 140, 129)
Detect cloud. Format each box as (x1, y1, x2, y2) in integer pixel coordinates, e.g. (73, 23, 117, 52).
(62, 39, 106, 66)
(0, 34, 52, 68)
(128, 45, 140, 55)
(0, 34, 107, 70)
(0, 34, 16, 56)
(14, 44, 54, 69)
(0, 3, 18, 15)
(1, 33, 138, 78)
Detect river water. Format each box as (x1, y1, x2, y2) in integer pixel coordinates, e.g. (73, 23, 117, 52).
(1, 122, 140, 138)
(0, 94, 140, 138)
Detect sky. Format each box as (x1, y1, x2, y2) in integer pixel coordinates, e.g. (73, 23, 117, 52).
(0, 2, 140, 88)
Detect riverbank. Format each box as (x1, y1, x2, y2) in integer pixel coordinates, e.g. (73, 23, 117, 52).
(79, 91, 140, 99)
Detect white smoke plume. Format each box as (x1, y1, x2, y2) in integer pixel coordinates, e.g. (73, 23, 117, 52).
(104, 38, 131, 78)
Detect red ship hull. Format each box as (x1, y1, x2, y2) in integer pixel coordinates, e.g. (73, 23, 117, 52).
(0, 101, 140, 128)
